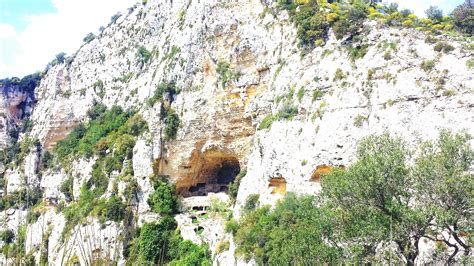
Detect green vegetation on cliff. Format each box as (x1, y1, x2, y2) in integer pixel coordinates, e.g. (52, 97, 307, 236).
(232, 131, 473, 264)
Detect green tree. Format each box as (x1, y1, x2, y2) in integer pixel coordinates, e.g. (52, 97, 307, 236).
(321, 134, 430, 264)
(413, 131, 473, 262)
(452, 1, 474, 35)
(425, 6, 443, 22)
(138, 216, 176, 263)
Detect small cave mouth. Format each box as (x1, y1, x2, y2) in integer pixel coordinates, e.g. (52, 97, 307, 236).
(180, 156, 240, 198)
(269, 177, 286, 195)
(310, 165, 345, 182)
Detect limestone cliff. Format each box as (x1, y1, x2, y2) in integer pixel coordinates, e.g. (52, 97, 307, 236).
(0, 0, 473, 265)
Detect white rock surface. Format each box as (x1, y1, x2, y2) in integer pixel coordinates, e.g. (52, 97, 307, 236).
(0, 0, 472, 264)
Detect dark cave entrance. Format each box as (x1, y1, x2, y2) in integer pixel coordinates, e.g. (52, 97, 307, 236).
(182, 157, 240, 198)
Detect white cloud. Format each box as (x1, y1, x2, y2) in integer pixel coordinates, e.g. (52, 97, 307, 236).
(0, 0, 137, 78)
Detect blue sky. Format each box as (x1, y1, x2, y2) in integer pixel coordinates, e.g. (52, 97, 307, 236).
(0, 0, 136, 77)
(0, 0, 55, 30)
(0, 0, 466, 78)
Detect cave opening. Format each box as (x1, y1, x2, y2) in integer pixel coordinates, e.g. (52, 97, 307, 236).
(180, 156, 240, 198)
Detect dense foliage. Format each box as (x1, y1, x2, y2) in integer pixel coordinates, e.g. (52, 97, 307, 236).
(56, 104, 147, 238)
(452, 1, 474, 35)
(129, 216, 211, 265)
(164, 109, 180, 141)
(120, 173, 211, 264)
(147, 179, 178, 215)
(233, 131, 473, 264)
(277, 0, 473, 52)
(234, 193, 341, 264)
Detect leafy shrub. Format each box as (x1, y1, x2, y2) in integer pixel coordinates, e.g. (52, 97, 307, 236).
(353, 114, 368, 128)
(83, 32, 95, 44)
(347, 44, 368, 61)
(47, 52, 66, 67)
(333, 6, 368, 40)
(59, 176, 74, 201)
(147, 82, 178, 106)
(276, 104, 298, 120)
(110, 13, 121, 25)
(278, 2, 328, 47)
(19, 119, 33, 134)
(234, 193, 341, 264)
(225, 218, 239, 235)
(86, 102, 107, 120)
(228, 170, 246, 203)
(333, 68, 346, 81)
(296, 87, 305, 101)
(258, 114, 275, 130)
(434, 42, 455, 53)
(216, 61, 240, 88)
(163, 45, 181, 61)
(134, 217, 211, 265)
(167, 231, 211, 265)
(421, 60, 436, 72)
(137, 216, 176, 262)
(467, 59, 474, 69)
(26, 210, 41, 224)
(383, 50, 392, 60)
(137, 46, 152, 65)
(215, 240, 230, 254)
(442, 88, 456, 97)
(242, 194, 259, 213)
(312, 89, 324, 102)
(103, 195, 126, 222)
(164, 109, 180, 141)
(92, 80, 105, 98)
(147, 179, 178, 215)
(258, 104, 298, 130)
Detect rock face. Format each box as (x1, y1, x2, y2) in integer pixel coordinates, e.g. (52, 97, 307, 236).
(0, 77, 37, 148)
(0, 0, 473, 265)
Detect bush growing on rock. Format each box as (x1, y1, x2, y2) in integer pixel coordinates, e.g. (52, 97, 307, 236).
(59, 176, 74, 201)
(103, 195, 126, 222)
(147, 179, 178, 215)
(147, 82, 178, 106)
(83, 32, 95, 44)
(421, 59, 436, 72)
(228, 170, 246, 203)
(133, 216, 211, 265)
(434, 42, 455, 53)
(137, 46, 152, 65)
(242, 194, 259, 213)
(164, 108, 180, 141)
